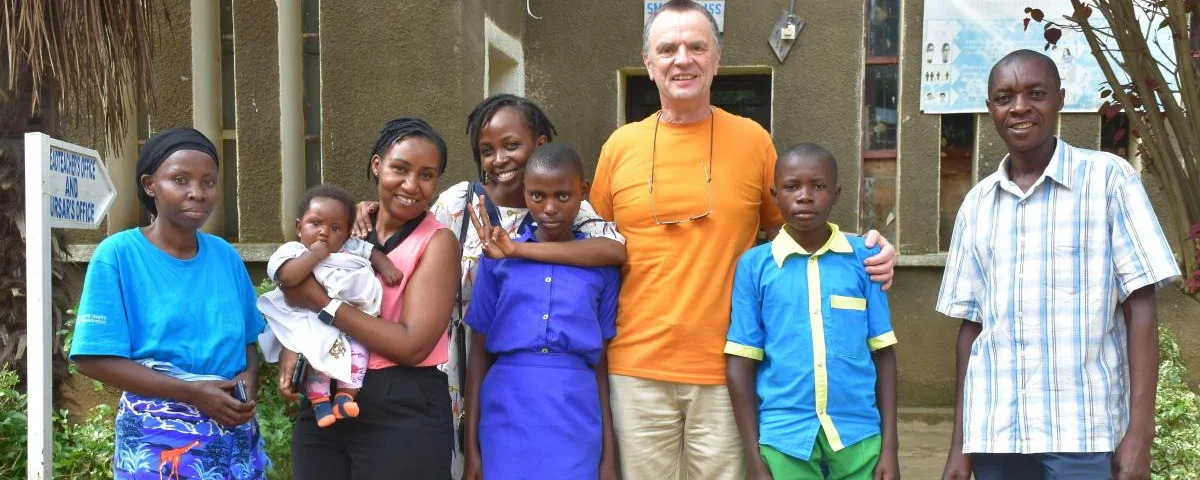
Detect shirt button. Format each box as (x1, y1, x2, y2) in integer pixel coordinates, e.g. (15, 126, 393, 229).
(809, 257, 817, 263)
(540, 348, 549, 353)
(816, 362, 824, 369)
(544, 277, 551, 283)
(542, 314, 549, 320)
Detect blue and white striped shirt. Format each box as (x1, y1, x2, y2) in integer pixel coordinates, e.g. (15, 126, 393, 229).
(936, 138, 1180, 454)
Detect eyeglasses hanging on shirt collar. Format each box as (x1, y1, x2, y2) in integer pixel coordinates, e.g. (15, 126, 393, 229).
(648, 107, 715, 225)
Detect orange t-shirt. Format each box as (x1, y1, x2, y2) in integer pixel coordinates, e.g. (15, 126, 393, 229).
(590, 108, 783, 385)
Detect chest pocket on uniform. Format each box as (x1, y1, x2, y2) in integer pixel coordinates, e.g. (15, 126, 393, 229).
(827, 295, 869, 359)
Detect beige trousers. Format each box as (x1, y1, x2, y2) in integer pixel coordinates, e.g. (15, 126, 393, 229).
(609, 374, 746, 480)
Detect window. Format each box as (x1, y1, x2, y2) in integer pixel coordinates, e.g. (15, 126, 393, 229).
(303, 0, 322, 187)
(624, 73, 771, 131)
(859, 0, 899, 241)
(221, 0, 238, 238)
(939, 114, 975, 250)
(1101, 112, 1130, 159)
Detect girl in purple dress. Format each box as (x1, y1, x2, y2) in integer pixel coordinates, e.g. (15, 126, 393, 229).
(463, 143, 621, 480)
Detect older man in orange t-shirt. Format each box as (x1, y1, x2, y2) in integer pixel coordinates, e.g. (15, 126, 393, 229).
(589, 2, 898, 478)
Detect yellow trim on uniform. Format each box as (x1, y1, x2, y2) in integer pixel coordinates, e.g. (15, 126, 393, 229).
(830, 295, 866, 311)
(867, 331, 898, 352)
(771, 223, 853, 267)
(724, 341, 765, 361)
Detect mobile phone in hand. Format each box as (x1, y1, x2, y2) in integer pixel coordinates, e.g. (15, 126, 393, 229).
(232, 379, 248, 403)
(290, 355, 309, 395)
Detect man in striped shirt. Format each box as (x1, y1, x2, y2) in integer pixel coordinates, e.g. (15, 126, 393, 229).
(936, 50, 1180, 480)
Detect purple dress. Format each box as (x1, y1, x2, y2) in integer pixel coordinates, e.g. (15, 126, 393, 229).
(464, 230, 620, 480)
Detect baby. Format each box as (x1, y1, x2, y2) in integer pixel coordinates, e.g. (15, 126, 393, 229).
(258, 185, 401, 427)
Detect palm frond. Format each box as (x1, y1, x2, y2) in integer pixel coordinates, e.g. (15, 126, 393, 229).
(2, 0, 158, 146)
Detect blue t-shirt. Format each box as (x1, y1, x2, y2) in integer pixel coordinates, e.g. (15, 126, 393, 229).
(69, 228, 265, 380)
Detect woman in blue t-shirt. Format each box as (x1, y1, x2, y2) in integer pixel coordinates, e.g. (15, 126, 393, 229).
(70, 128, 269, 479)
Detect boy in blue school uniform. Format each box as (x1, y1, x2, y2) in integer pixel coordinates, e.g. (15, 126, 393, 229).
(726, 143, 899, 480)
(462, 142, 621, 480)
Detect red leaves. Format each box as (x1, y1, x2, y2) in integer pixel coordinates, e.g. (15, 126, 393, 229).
(1045, 28, 1062, 44)
(1044, 27, 1063, 49)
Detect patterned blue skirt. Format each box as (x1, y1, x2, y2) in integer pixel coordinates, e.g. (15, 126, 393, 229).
(113, 392, 270, 480)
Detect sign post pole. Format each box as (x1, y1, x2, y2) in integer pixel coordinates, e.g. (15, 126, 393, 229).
(24, 133, 52, 480)
(24, 132, 115, 480)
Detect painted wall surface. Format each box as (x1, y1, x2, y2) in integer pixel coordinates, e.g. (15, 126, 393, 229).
(232, 0, 283, 242)
(318, 2, 474, 202)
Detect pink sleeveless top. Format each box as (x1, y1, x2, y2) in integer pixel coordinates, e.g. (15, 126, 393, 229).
(367, 214, 450, 369)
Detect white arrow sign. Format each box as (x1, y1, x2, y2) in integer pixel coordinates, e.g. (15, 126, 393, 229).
(24, 132, 115, 480)
(32, 134, 116, 229)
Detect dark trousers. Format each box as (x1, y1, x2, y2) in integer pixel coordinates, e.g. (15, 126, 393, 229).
(292, 365, 453, 480)
(971, 452, 1114, 480)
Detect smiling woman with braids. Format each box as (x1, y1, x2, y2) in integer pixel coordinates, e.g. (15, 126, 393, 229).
(353, 94, 626, 478)
(276, 117, 461, 479)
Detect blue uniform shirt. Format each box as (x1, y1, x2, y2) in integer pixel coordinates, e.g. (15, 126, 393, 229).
(464, 230, 620, 366)
(725, 223, 896, 461)
(70, 229, 265, 380)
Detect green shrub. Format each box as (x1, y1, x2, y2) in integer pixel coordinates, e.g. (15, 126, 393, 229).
(0, 369, 115, 479)
(1152, 329, 1200, 479)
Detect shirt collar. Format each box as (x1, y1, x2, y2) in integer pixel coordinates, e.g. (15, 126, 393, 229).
(770, 223, 852, 267)
(984, 137, 1072, 195)
(516, 225, 585, 243)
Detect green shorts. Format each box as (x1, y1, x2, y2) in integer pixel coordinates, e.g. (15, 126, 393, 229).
(760, 429, 880, 479)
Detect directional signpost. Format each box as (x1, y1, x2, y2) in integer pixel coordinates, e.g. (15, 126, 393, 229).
(24, 132, 116, 480)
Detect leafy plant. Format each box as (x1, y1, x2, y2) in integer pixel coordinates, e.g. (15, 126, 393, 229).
(0, 368, 115, 479)
(255, 279, 296, 480)
(1152, 328, 1200, 479)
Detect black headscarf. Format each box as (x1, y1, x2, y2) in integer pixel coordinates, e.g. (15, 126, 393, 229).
(136, 128, 219, 215)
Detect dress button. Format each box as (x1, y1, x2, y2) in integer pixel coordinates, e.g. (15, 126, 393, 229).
(540, 348, 549, 354)
(542, 314, 549, 320)
(544, 277, 552, 283)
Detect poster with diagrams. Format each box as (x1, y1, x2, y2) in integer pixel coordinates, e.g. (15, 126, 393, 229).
(920, 0, 1105, 113)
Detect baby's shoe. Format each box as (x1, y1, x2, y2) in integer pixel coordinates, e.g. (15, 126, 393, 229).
(333, 392, 360, 419)
(312, 397, 337, 427)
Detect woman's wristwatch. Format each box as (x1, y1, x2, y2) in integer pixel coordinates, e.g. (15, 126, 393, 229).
(319, 299, 344, 326)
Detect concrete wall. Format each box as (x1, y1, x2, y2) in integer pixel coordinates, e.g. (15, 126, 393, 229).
(318, 2, 476, 201)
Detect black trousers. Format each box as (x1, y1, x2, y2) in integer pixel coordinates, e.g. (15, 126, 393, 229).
(292, 365, 453, 480)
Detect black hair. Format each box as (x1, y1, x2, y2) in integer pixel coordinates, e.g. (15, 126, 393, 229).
(367, 117, 448, 182)
(779, 143, 838, 184)
(464, 94, 557, 182)
(524, 142, 585, 182)
(297, 184, 357, 227)
(988, 49, 1061, 91)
